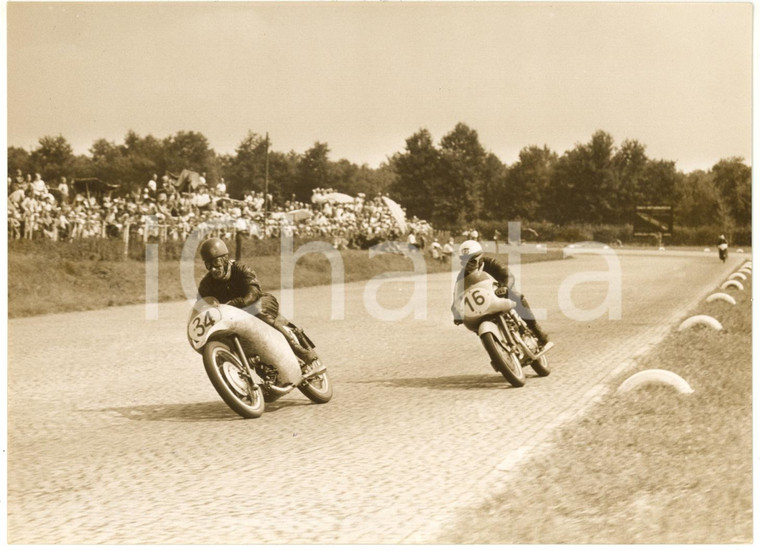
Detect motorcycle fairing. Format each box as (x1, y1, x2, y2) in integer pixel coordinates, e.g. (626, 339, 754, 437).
(455, 271, 517, 331)
(188, 297, 302, 385)
(476, 319, 501, 338)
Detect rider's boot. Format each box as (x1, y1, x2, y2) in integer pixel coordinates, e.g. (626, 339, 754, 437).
(269, 317, 324, 379)
(526, 319, 553, 353)
(301, 358, 326, 379)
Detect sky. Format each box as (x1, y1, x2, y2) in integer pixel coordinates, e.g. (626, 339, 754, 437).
(4, 1, 754, 173)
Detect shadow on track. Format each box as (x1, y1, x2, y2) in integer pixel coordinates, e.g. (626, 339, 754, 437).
(91, 398, 312, 422)
(351, 372, 540, 390)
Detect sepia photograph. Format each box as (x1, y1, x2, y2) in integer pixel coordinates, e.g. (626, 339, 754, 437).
(4, 0, 754, 544)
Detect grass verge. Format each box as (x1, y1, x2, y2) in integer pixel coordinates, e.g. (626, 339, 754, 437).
(8, 247, 563, 318)
(439, 262, 753, 544)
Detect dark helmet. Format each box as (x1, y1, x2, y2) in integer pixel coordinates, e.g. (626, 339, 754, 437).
(200, 238, 229, 264)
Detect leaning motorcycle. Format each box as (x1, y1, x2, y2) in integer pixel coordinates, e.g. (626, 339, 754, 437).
(455, 271, 551, 387)
(187, 297, 333, 418)
(718, 243, 728, 263)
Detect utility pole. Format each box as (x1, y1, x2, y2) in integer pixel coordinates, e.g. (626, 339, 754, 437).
(264, 132, 270, 219)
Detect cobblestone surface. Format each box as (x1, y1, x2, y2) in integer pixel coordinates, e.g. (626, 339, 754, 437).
(6, 250, 743, 543)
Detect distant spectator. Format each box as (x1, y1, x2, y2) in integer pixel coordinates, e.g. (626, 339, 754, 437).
(216, 177, 227, 196)
(31, 173, 47, 197)
(442, 238, 454, 263)
(407, 232, 417, 249)
(431, 238, 442, 261)
(58, 177, 70, 204)
(8, 185, 25, 206)
(193, 185, 212, 210)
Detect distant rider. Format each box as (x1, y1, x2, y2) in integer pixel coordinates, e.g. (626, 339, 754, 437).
(197, 237, 324, 378)
(451, 240, 553, 351)
(717, 234, 729, 262)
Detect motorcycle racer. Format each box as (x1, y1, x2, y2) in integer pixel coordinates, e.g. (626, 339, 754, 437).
(452, 239, 553, 352)
(197, 237, 325, 378)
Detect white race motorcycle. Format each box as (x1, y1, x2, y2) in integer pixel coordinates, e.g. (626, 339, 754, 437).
(187, 297, 333, 418)
(456, 271, 551, 387)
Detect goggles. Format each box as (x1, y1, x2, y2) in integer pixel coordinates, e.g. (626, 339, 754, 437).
(459, 253, 483, 265)
(205, 255, 228, 271)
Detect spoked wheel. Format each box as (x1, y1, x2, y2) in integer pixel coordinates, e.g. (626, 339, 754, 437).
(203, 340, 266, 418)
(520, 332, 551, 377)
(298, 370, 333, 404)
(480, 333, 525, 387)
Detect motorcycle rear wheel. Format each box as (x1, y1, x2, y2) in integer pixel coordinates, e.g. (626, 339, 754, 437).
(531, 354, 551, 377)
(203, 340, 266, 419)
(518, 330, 551, 377)
(299, 371, 333, 403)
(480, 333, 526, 387)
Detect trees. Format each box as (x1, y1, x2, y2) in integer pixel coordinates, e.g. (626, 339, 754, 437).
(674, 170, 719, 228)
(162, 130, 218, 183)
(5, 125, 750, 241)
(294, 142, 332, 201)
(613, 139, 648, 213)
(225, 131, 270, 199)
(711, 157, 751, 227)
(435, 123, 489, 228)
(639, 159, 678, 207)
(388, 128, 441, 221)
(548, 130, 619, 224)
(89, 138, 130, 188)
(7, 146, 30, 178)
(501, 145, 556, 221)
(28, 135, 75, 183)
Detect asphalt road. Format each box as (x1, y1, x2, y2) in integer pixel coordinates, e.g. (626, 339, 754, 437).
(6, 250, 743, 543)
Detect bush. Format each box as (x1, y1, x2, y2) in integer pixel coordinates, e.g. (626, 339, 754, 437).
(462, 220, 751, 247)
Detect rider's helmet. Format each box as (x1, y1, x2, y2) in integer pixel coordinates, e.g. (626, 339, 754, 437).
(200, 237, 231, 278)
(458, 239, 483, 267)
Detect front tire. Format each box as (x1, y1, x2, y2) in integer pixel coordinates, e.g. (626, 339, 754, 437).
(299, 371, 333, 403)
(480, 333, 526, 387)
(203, 340, 266, 418)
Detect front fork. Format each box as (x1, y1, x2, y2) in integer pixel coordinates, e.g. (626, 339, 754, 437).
(232, 336, 261, 397)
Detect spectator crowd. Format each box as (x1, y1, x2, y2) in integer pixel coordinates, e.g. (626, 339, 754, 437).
(7, 171, 435, 251)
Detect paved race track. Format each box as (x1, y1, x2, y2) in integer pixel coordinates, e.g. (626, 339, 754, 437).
(6, 250, 742, 543)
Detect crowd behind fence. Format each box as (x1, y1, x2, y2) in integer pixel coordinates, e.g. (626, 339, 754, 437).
(7, 172, 437, 254)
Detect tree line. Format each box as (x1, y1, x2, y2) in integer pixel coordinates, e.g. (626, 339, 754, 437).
(7, 124, 751, 232)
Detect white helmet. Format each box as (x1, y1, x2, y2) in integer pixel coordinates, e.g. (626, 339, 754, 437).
(458, 239, 483, 260)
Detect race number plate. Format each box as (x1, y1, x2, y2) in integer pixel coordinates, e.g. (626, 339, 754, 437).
(188, 307, 222, 347)
(462, 287, 492, 317)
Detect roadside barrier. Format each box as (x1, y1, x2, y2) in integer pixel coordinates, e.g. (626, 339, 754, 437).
(678, 315, 724, 332)
(618, 260, 749, 397)
(721, 280, 744, 291)
(617, 369, 694, 394)
(705, 293, 737, 305)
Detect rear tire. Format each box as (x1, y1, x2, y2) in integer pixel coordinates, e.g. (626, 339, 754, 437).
(203, 340, 266, 418)
(480, 333, 525, 387)
(531, 354, 551, 377)
(299, 371, 333, 403)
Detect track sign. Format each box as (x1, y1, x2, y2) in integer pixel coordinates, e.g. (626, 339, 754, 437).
(634, 205, 673, 236)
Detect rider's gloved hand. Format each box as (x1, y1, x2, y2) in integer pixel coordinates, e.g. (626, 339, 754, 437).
(495, 286, 509, 297)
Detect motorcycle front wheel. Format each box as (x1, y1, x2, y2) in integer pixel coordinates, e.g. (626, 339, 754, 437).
(203, 340, 266, 419)
(480, 333, 526, 387)
(299, 371, 333, 403)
